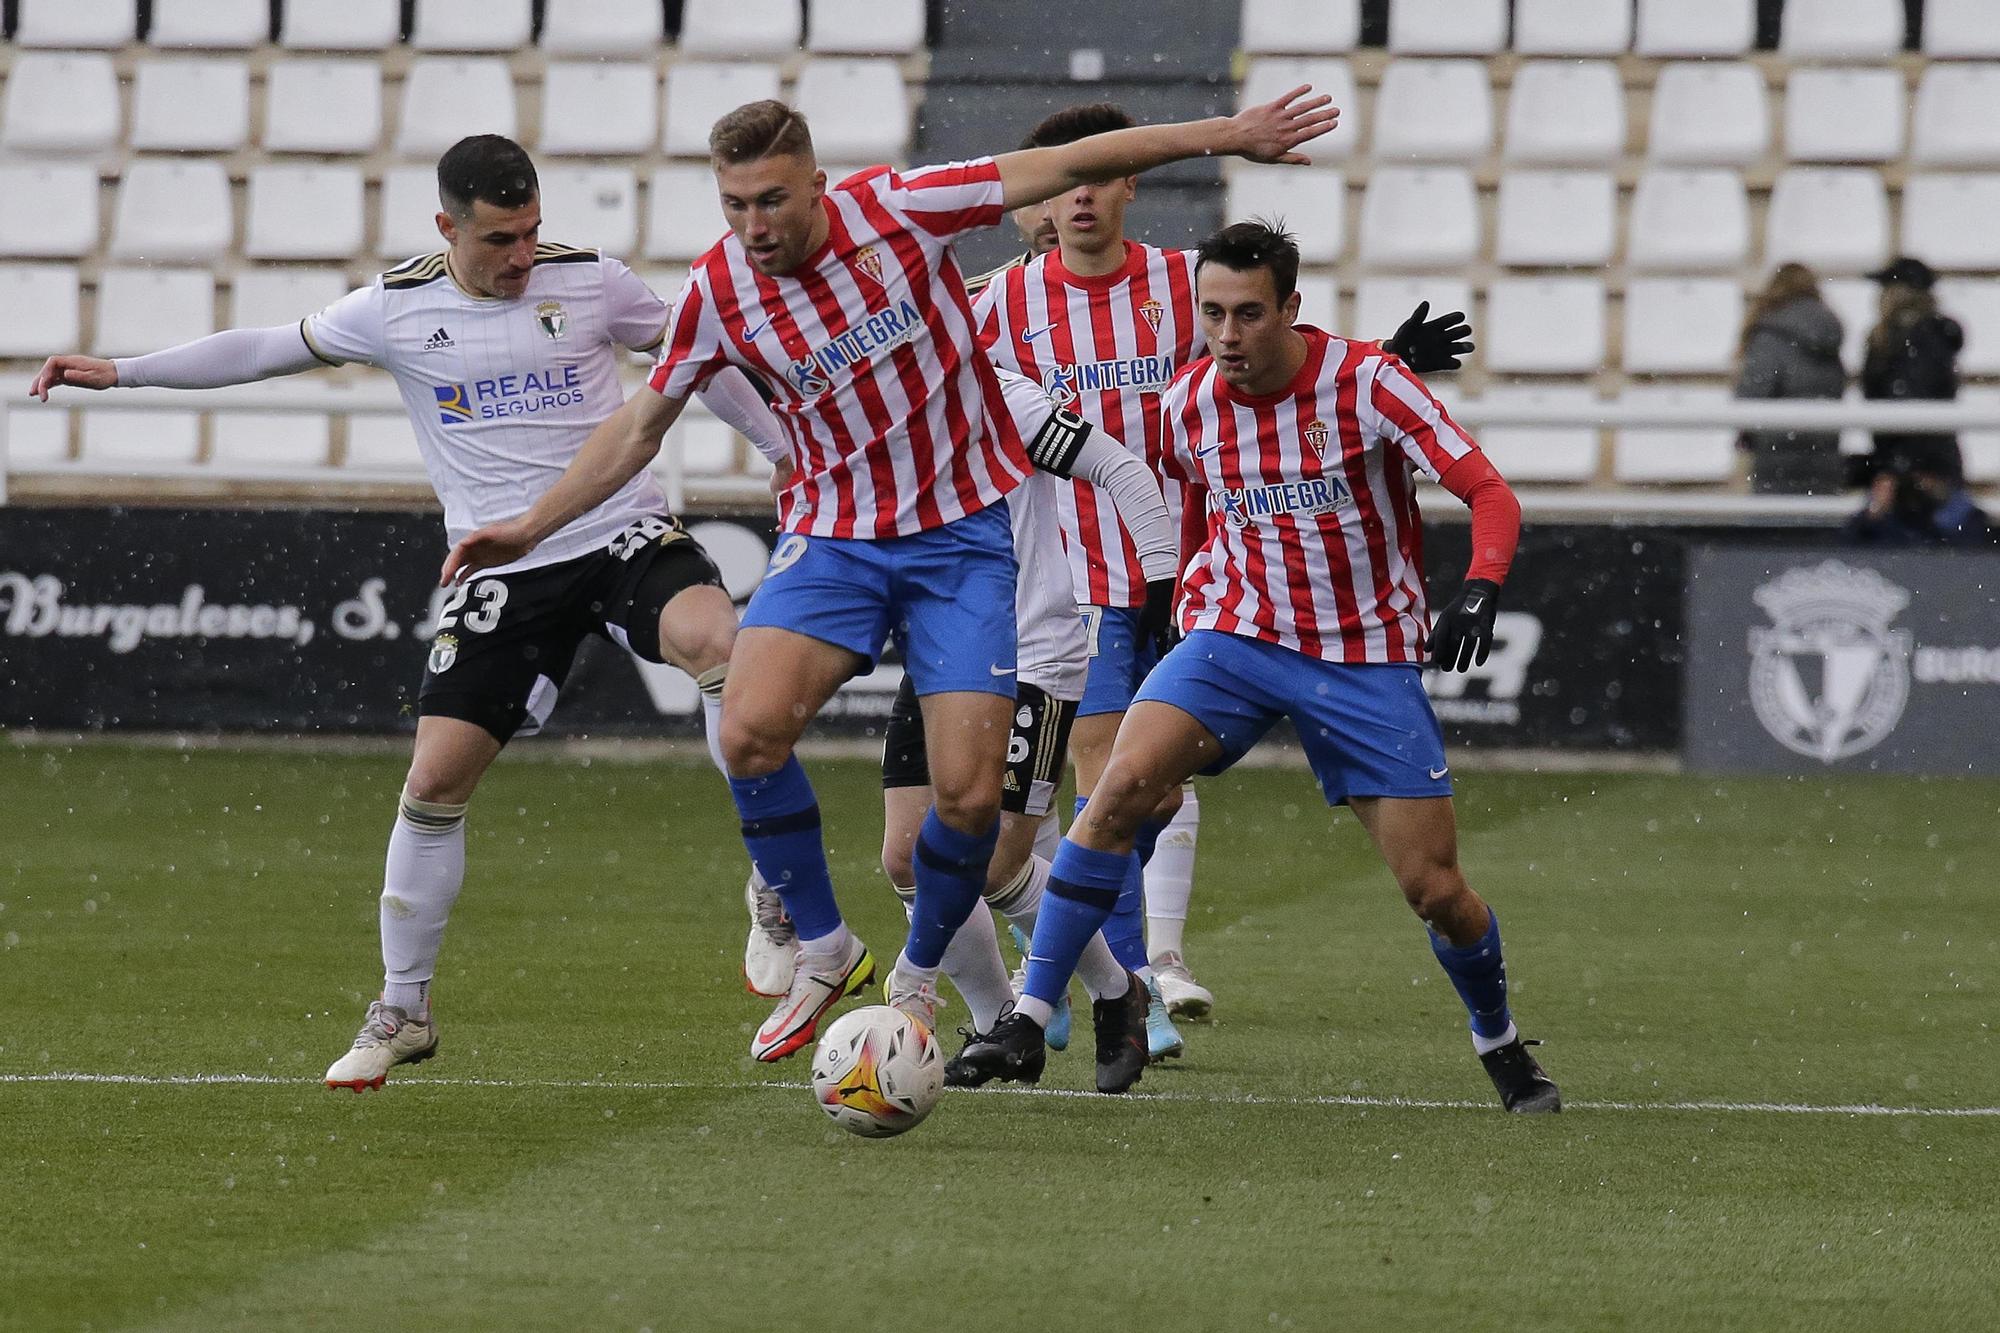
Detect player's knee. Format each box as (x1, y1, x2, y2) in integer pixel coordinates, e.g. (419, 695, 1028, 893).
(718, 713, 789, 777)
(1397, 860, 1468, 924)
(931, 785, 1002, 835)
(881, 837, 915, 889)
(402, 765, 477, 810)
(1090, 758, 1170, 837)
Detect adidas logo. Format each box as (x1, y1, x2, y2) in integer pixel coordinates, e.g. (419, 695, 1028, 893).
(423, 327, 455, 351)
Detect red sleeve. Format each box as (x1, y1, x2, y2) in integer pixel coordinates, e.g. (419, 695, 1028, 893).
(1438, 450, 1521, 586)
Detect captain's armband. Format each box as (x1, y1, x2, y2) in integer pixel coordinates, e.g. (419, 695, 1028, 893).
(1027, 408, 1092, 478)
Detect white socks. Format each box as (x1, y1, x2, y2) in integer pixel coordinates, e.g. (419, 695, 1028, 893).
(696, 664, 729, 777)
(1145, 787, 1200, 961)
(933, 909, 1012, 1032)
(379, 787, 468, 1018)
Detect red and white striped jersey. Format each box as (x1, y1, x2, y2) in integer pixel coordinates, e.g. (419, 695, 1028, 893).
(1159, 326, 1481, 665)
(648, 161, 1031, 539)
(973, 241, 1203, 607)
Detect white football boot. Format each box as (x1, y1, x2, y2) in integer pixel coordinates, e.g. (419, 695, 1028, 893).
(742, 871, 798, 998)
(883, 958, 943, 1039)
(751, 932, 874, 1063)
(324, 1000, 438, 1091)
(1151, 950, 1214, 1020)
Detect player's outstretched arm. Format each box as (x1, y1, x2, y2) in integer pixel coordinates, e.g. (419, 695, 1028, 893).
(440, 385, 687, 585)
(993, 85, 1338, 210)
(28, 326, 326, 402)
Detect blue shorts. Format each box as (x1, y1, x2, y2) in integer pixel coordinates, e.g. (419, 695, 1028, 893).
(1078, 604, 1160, 718)
(1133, 630, 1453, 806)
(741, 501, 1019, 698)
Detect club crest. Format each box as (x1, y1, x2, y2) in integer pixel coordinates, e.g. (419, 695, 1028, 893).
(1303, 419, 1332, 458)
(428, 632, 459, 675)
(535, 300, 568, 341)
(1138, 299, 1164, 333)
(1747, 560, 1912, 763)
(853, 246, 885, 287)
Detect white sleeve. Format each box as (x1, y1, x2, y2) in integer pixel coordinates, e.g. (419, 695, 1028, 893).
(602, 255, 673, 353)
(113, 325, 325, 390)
(301, 284, 387, 367)
(1072, 428, 1179, 582)
(697, 365, 790, 465)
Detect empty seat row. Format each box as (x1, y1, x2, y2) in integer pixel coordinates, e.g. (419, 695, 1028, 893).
(0, 54, 912, 160)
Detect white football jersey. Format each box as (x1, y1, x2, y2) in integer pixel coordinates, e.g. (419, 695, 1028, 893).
(995, 370, 1088, 703)
(303, 244, 672, 575)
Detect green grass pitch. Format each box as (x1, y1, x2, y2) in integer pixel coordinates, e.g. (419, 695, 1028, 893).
(3, 741, 1997, 1331)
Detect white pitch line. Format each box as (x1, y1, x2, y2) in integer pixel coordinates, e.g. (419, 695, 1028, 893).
(4, 1071, 1997, 1118)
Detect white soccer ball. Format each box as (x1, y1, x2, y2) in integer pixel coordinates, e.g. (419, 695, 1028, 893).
(809, 1006, 945, 1138)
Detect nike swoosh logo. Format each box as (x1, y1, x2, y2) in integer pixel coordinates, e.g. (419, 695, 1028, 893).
(1193, 440, 1226, 459)
(1020, 323, 1058, 342)
(742, 317, 771, 341)
(989, 664, 1016, 676)
(1429, 766, 1450, 779)
(1462, 596, 1484, 614)
(1027, 955, 1058, 965)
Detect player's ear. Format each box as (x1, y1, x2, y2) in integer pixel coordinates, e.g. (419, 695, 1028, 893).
(435, 211, 457, 245)
(811, 167, 827, 200)
(1282, 288, 1302, 326)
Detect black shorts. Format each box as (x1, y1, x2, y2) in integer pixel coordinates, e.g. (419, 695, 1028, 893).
(419, 516, 722, 743)
(881, 674, 1076, 818)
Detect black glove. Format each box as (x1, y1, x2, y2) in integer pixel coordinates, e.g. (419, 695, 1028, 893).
(1429, 578, 1500, 673)
(1384, 301, 1474, 375)
(1139, 578, 1178, 659)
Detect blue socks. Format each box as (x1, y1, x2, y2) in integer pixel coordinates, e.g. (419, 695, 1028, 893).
(1023, 838, 1133, 1004)
(904, 809, 998, 970)
(728, 756, 841, 943)
(1429, 910, 1512, 1041)
(1096, 797, 1166, 973)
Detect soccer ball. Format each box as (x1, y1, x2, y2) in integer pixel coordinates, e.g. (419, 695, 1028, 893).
(809, 1006, 945, 1138)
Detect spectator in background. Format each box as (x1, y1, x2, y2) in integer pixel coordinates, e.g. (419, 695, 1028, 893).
(1860, 256, 1965, 481)
(1734, 262, 1846, 495)
(1845, 452, 1993, 547)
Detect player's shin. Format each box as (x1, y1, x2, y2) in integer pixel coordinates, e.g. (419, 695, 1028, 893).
(1428, 907, 1516, 1053)
(379, 786, 468, 1017)
(728, 756, 846, 959)
(902, 809, 999, 976)
(1018, 840, 1132, 1026)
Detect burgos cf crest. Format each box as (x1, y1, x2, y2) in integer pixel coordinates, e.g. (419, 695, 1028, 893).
(536, 299, 568, 341)
(1747, 560, 1912, 763)
(1138, 299, 1164, 333)
(428, 632, 460, 675)
(1303, 419, 1332, 458)
(853, 246, 885, 287)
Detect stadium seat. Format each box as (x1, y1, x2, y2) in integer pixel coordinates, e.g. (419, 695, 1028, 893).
(4, 409, 71, 468)
(1903, 174, 2000, 271)
(1960, 388, 2000, 482)
(0, 265, 81, 357)
(129, 59, 252, 154)
(1227, 166, 1344, 263)
(1780, 0, 1903, 58)
(212, 414, 333, 472)
(1765, 168, 1891, 273)
(1387, 0, 1507, 54)
(1484, 278, 1606, 374)
(1354, 276, 1473, 345)
(279, 0, 402, 50)
(539, 166, 640, 253)
(230, 267, 350, 330)
(806, 0, 926, 55)
(1512, 0, 1633, 55)
(0, 53, 121, 153)
(1626, 169, 1751, 272)
(244, 166, 367, 261)
(80, 411, 201, 470)
(1503, 62, 1625, 164)
(794, 60, 911, 162)
(379, 167, 447, 259)
(1648, 63, 1769, 165)
(411, 0, 533, 50)
(678, 0, 802, 57)
(1240, 0, 1361, 54)
(1939, 280, 2000, 375)
(150, 0, 267, 47)
(1292, 272, 1339, 328)
(1613, 386, 1737, 483)
(395, 60, 519, 158)
(1923, 0, 2000, 57)
(540, 62, 659, 156)
(1241, 59, 1360, 161)
(1634, 0, 1755, 56)
(264, 59, 384, 154)
(0, 166, 100, 259)
(1468, 386, 1603, 483)
(1371, 61, 1493, 162)
(92, 267, 216, 358)
(1819, 277, 1877, 371)
(542, 0, 667, 54)
(645, 165, 728, 260)
(1622, 278, 1743, 375)
(1357, 167, 1478, 268)
(110, 160, 232, 262)
(1910, 64, 2000, 165)
(345, 415, 426, 473)
(1494, 171, 1616, 267)
(663, 63, 784, 157)
(12, 0, 135, 47)
(1783, 67, 1905, 163)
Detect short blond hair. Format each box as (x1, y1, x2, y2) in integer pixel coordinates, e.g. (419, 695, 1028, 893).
(709, 100, 816, 165)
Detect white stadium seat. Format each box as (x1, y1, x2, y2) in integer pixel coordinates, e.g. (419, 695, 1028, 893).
(1765, 168, 1890, 273)
(1512, 0, 1633, 55)
(0, 165, 100, 259)
(1387, 0, 1506, 54)
(1939, 280, 2000, 375)
(542, 0, 667, 54)
(0, 53, 121, 153)
(1781, 0, 1903, 58)
(1371, 61, 1492, 163)
(1357, 167, 1478, 269)
(345, 415, 426, 473)
(663, 63, 784, 157)
(395, 59, 519, 158)
(1503, 62, 1625, 164)
(379, 167, 447, 259)
(244, 166, 367, 261)
(110, 160, 232, 261)
(1240, 0, 1360, 54)
(1622, 278, 1743, 375)
(1626, 169, 1751, 272)
(150, 0, 267, 48)
(80, 411, 201, 470)
(1227, 166, 1344, 263)
(411, 0, 533, 50)
(1910, 65, 2000, 165)
(1961, 388, 2000, 482)
(129, 59, 252, 153)
(1902, 174, 2000, 271)
(1783, 67, 1905, 163)
(1354, 277, 1474, 347)
(279, 0, 402, 50)
(1923, 0, 2000, 57)
(1613, 386, 1736, 483)
(807, 0, 926, 55)
(540, 62, 659, 156)
(1648, 63, 1769, 165)
(538, 166, 640, 253)
(646, 165, 728, 260)
(1484, 278, 1606, 374)
(1819, 277, 1877, 371)
(1469, 386, 1603, 484)
(794, 60, 911, 162)
(1292, 272, 1339, 328)
(212, 414, 333, 472)
(13, 0, 134, 47)
(678, 0, 802, 57)
(230, 267, 351, 330)
(92, 267, 215, 358)
(1494, 171, 1616, 267)
(264, 59, 384, 154)
(3, 408, 71, 468)
(1241, 59, 1360, 161)
(1635, 0, 1755, 56)
(0, 265, 81, 357)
